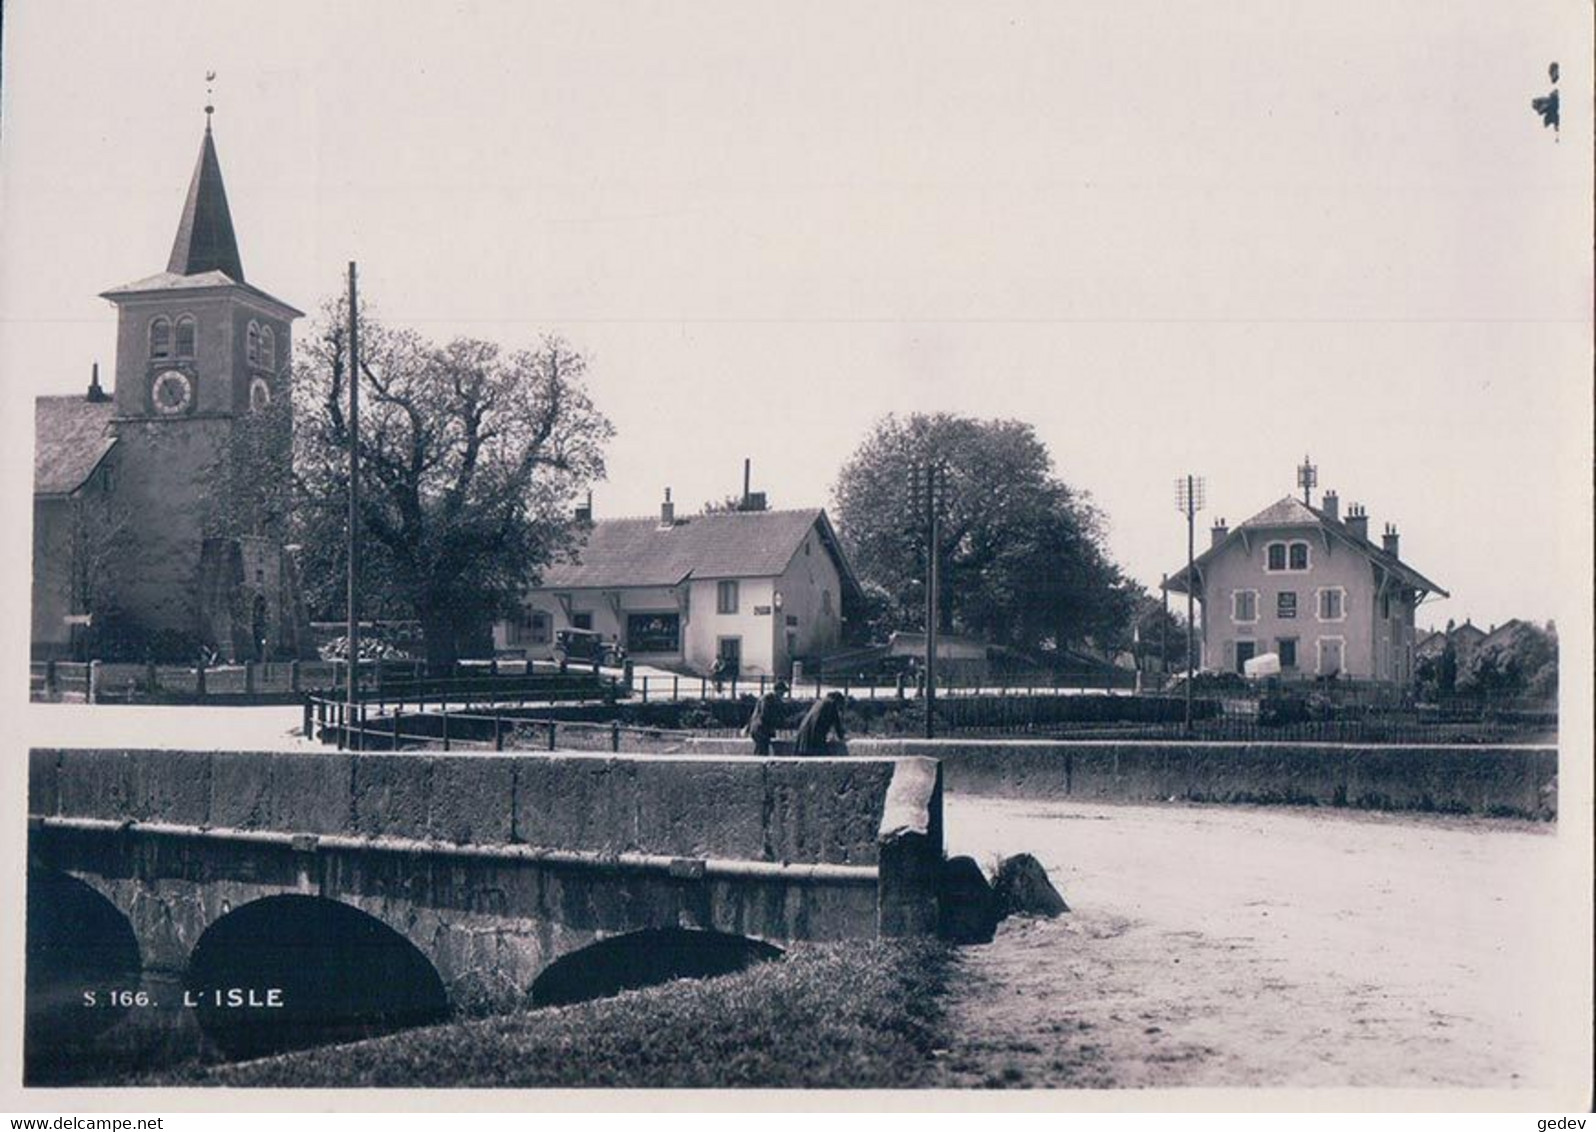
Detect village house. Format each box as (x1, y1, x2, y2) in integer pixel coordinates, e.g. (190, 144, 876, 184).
(1162, 484, 1447, 685)
(1414, 619, 1488, 665)
(494, 493, 862, 679)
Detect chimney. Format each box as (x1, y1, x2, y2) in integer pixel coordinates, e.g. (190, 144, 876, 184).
(1382, 522, 1400, 558)
(1345, 504, 1369, 541)
(87, 362, 110, 403)
(1321, 490, 1339, 521)
(659, 487, 675, 528)
(742, 458, 752, 508)
(574, 489, 592, 524)
(1210, 517, 1229, 547)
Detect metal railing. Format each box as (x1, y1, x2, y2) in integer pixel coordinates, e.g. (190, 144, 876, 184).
(304, 696, 707, 754)
(625, 668, 1139, 703)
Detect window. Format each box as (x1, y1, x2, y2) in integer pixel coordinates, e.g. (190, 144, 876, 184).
(1278, 639, 1298, 669)
(261, 326, 276, 370)
(1317, 587, 1345, 622)
(150, 317, 172, 359)
(1266, 540, 1310, 572)
(821, 588, 833, 616)
(626, 612, 679, 653)
(1381, 593, 1391, 620)
(1318, 636, 1344, 675)
(510, 609, 551, 646)
(571, 612, 593, 631)
(1233, 640, 1257, 674)
(175, 315, 196, 357)
(247, 321, 260, 365)
(716, 580, 739, 614)
(1232, 589, 1258, 623)
(1277, 591, 1297, 619)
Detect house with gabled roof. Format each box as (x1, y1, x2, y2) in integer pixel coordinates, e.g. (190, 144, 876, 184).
(494, 492, 863, 679)
(1162, 484, 1448, 685)
(1415, 618, 1487, 665)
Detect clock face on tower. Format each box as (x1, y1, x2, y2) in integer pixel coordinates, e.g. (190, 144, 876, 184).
(151, 369, 194, 415)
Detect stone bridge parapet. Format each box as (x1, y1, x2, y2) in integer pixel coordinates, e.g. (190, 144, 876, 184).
(28, 748, 942, 1014)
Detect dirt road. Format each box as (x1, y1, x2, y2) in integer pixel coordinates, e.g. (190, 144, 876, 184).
(937, 798, 1575, 1091)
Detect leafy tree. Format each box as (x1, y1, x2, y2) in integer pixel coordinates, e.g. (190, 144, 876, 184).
(702, 493, 774, 514)
(202, 379, 294, 543)
(1132, 592, 1191, 672)
(831, 413, 1137, 654)
(67, 468, 144, 660)
(1456, 621, 1558, 701)
(291, 297, 613, 667)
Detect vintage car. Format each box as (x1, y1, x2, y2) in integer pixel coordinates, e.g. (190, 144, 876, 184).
(552, 627, 617, 668)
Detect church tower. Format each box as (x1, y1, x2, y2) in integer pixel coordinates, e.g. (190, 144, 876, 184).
(90, 109, 312, 660)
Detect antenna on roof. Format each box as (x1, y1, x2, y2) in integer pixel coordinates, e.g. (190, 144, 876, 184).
(1296, 455, 1318, 506)
(204, 70, 216, 127)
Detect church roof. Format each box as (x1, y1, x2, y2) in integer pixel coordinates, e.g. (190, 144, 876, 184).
(34, 396, 117, 496)
(167, 124, 244, 280)
(98, 269, 304, 316)
(98, 123, 303, 317)
(537, 508, 860, 595)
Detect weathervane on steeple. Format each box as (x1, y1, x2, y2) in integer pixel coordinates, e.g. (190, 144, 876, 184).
(205, 70, 216, 128)
(1297, 454, 1318, 506)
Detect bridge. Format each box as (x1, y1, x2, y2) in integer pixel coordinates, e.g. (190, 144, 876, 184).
(26, 747, 942, 1061)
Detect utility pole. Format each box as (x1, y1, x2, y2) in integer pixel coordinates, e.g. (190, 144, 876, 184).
(926, 465, 940, 740)
(1175, 475, 1205, 736)
(1160, 572, 1169, 687)
(346, 263, 361, 744)
(1297, 455, 1317, 507)
(910, 460, 944, 739)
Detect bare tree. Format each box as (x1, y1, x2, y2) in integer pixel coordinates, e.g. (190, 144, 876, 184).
(293, 297, 614, 667)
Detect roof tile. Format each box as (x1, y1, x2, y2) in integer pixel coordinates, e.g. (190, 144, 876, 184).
(34, 396, 117, 495)
(539, 509, 827, 589)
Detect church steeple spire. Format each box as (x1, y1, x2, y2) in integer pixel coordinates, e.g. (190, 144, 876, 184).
(166, 113, 245, 281)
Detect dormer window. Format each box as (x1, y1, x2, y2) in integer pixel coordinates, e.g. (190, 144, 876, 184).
(175, 315, 196, 358)
(260, 325, 275, 370)
(247, 320, 261, 366)
(149, 317, 172, 359)
(1265, 540, 1311, 572)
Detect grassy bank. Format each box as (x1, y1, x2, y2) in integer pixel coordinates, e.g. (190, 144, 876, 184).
(140, 939, 952, 1089)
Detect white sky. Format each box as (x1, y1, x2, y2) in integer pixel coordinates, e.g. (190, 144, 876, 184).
(2, 0, 1590, 631)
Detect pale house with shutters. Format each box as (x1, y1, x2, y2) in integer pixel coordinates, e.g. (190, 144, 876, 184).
(1163, 485, 1447, 685)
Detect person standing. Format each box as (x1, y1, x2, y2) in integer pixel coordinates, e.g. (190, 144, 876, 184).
(745, 680, 788, 755)
(793, 691, 848, 755)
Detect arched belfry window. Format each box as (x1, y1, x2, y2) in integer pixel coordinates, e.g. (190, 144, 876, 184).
(175, 315, 196, 358)
(149, 317, 172, 359)
(260, 325, 275, 370)
(246, 321, 260, 366)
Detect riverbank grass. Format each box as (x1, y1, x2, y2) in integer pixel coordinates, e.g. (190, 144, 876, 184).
(145, 938, 951, 1089)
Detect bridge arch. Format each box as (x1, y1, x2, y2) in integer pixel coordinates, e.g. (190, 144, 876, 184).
(530, 927, 783, 1007)
(25, 868, 142, 1063)
(185, 894, 450, 1060)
